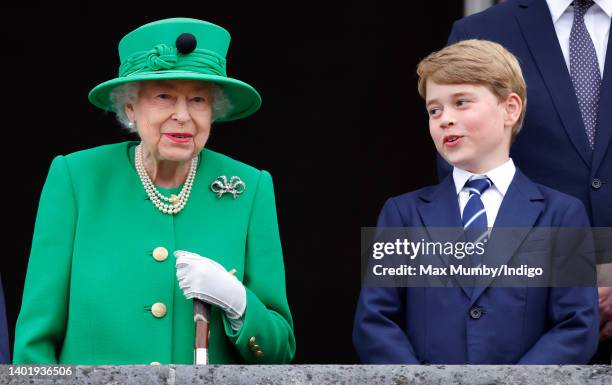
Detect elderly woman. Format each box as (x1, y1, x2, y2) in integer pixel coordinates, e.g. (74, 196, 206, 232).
(14, 18, 295, 365)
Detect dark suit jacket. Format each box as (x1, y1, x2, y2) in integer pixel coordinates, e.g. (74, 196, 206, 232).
(353, 170, 599, 364)
(1, 276, 9, 363)
(439, 0, 612, 227)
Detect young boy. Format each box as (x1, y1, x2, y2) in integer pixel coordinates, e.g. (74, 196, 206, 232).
(353, 40, 599, 364)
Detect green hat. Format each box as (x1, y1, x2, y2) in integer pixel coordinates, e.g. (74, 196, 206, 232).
(88, 17, 261, 122)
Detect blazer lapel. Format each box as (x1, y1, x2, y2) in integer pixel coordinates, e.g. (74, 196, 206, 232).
(515, 0, 592, 167)
(417, 175, 463, 228)
(417, 175, 473, 297)
(592, 25, 612, 173)
(469, 170, 544, 305)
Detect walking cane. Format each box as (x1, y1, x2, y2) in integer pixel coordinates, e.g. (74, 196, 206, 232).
(193, 268, 237, 365)
(193, 299, 211, 365)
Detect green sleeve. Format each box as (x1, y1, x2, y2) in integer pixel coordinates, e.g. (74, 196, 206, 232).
(222, 170, 296, 363)
(13, 156, 77, 363)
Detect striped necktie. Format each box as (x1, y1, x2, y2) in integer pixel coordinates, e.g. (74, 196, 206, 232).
(462, 178, 492, 271)
(462, 178, 492, 231)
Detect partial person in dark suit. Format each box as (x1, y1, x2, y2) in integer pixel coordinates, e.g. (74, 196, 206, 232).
(442, 0, 612, 356)
(1, 276, 10, 363)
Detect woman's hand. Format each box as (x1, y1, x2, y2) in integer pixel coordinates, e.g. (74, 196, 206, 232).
(174, 250, 246, 319)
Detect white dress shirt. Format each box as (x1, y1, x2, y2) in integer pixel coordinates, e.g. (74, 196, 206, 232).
(546, 0, 612, 77)
(453, 159, 517, 227)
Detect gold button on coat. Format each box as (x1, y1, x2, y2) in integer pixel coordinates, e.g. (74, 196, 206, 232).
(254, 350, 265, 359)
(151, 302, 167, 318)
(248, 336, 257, 347)
(152, 247, 168, 262)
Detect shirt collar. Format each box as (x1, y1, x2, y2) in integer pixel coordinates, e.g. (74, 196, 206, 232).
(547, 0, 612, 21)
(596, 0, 612, 18)
(547, 0, 574, 22)
(453, 158, 516, 196)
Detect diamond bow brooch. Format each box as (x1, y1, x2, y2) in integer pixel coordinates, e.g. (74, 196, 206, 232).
(210, 176, 246, 199)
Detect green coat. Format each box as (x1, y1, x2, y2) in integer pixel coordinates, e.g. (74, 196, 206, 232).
(14, 141, 295, 365)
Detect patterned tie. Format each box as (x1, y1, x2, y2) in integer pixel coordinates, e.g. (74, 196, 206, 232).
(462, 178, 492, 269)
(462, 178, 491, 229)
(461, 178, 493, 258)
(570, 0, 601, 149)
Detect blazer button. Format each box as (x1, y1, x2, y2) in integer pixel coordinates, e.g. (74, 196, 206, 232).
(254, 350, 265, 359)
(469, 307, 483, 320)
(153, 247, 169, 262)
(591, 178, 602, 190)
(248, 336, 257, 348)
(151, 302, 167, 318)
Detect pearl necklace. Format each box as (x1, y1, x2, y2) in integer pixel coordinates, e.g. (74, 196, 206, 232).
(135, 143, 198, 215)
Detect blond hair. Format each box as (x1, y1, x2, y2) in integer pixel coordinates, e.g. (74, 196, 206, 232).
(417, 39, 527, 140)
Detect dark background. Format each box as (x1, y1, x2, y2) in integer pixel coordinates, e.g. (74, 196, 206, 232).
(0, 1, 462, 363)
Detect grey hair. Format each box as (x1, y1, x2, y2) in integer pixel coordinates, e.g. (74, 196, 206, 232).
(109, 81, 233, 132)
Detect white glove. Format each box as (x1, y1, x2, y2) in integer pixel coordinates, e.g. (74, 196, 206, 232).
(174, 250, 246, 321)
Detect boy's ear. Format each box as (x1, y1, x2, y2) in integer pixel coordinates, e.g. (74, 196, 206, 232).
(503, 93, 522, 129)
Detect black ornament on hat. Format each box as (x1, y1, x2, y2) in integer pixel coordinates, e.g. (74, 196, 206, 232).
(176, 33, 197, 54)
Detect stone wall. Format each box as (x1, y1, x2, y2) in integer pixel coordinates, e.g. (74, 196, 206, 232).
(1, 364, 611, 384)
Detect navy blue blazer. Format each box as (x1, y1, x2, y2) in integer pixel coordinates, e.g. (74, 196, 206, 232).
(0, 276, 9, 364)
(353, 170, 599, 364)
(438, 0, 612, 226)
